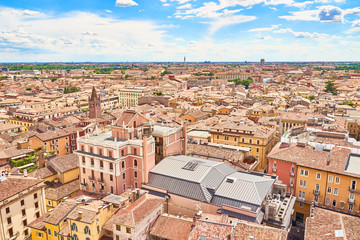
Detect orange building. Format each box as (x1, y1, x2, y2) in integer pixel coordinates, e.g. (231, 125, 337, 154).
(29, 127, 85, 156)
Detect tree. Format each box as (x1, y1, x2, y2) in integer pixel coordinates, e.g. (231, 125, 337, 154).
(229, 77, 254, 89)
(51, 78, 57, 82)
(324, 80, 337, 95)
(161, 70, 173, 76)
(308, 95, 315, 101)
(154, 91, 163, 96)
(64, 86, 79, 94)
(124, 74, 130, 80)
(343, 101, 354, 106)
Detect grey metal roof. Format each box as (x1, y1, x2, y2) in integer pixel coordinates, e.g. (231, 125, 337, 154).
(148, 155, 236, 202)
(150, 155, 236, 185)
(213, 172, 275, 206)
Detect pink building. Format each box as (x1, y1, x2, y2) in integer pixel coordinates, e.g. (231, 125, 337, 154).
(267, 142, 297, 195)
(76, 110, 156, 195)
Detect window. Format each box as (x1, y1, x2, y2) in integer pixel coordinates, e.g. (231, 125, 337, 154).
(9, 228, 13, 237)
(257, 140, 260, 145)
(122, 161, 125, 169)
(123, 173, 126, 180)
(351, 180, 356, 190)
(121, 150, 125, 156)
(304, 170, 309, 176)
(35, 202, 39, 209)
(328, 175, 333, 183)
(99, 149, 102, 155)
(316, 173, 321, 180)
(73, 234, 78, 240)
(84, 226, 91, 235)
(110, 163, 113, 171)
(216, 135, 219, 139)
(110, 175, 113, 182)
(225, 136, 229, 140)
(135, 182, 138, 188)
(332, 199, 337, 207)
(300, 169, 304, 175)
(100, 160, 103, 168)
(6, 207, 10, 214)
(249, 139, 252, 144)
(349, 204, 354, 212)
(327, 186, 332, 194)
(37, 232, 43, 237)
(23, 219, 27, 226)
(256, 148, 259, 153)
(334, 188, 338, 195)
(83, 168, 85, 174)
(123, 184, 126, 191)
(134, 159, 138, 168)
(90, 147, 93, 153)
(22, 209, 26, 216)
(48, 229, 52, 236)
(7, 217, 11, 225)
(335, 177, 340, 184)
(126, 227, 131, 234)
(273, 161, 277, 172)
(91, 158, 94, 166)
(134, 148, 137, 155)
(34, 193, 38, 199)
(116, 235, 120, 240)
(116, 225, 121, 231)
(109, 151, 113, 158)
(71, 223, 78, 232)
(290, 166, 295, 176)
(91, 170, 94, 178)
(36, 212, 40, 218)
(290, 178, 294, 187)
(134, 171, 138, 178)
(110, 186, 114, 193)
(241, 138, 245, 143)
(21, 199, 25, 206)
(315, 184, 320, 191)
(54, 230, 58, 237)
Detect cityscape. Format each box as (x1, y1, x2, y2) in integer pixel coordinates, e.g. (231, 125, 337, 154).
(1, 0, 360, 240)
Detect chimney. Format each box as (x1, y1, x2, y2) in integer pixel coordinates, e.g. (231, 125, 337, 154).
(78, 211, 83, 219)
(23, 169, 27, 177)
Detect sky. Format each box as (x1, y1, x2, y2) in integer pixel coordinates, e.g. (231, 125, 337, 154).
(0, 0, 359, 62)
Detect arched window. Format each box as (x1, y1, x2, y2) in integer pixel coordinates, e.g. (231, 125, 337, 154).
(71, 223, 77, 232)
(84, 226, 91, 235)
(73, 234, 78, 240)
(122, 161, 125, 169)
(257, 140, 260, 145)
(134, 159, 138, 168)
(241, 138, 245, 143)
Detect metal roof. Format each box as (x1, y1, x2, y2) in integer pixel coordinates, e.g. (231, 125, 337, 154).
(213, 172, 275, 206)
(148, 155, 236, 202)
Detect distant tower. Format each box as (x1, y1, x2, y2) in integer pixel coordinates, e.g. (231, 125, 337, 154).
(89, 87, 102, 119)
(260, 59, 265, 66)
(184, 56, 186, 65)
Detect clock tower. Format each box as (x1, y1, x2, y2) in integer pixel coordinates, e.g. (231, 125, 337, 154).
(89, 87, 102, 119)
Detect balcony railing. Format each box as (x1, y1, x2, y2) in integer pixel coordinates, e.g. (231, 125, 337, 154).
(349, 187, 360, 194)
(313, 189, 320, 195)
(349, 198, 355, 204)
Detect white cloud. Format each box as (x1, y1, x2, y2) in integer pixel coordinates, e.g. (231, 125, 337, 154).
(175, 37, 185, 41)
(248, 24, 280, 32)
(177, 4, 192, 9)
(115, 0, 138, 7)
(208, 14, 257, 35)
(105, 10, 112, 13)
(274, 28, 328, 38)
(163, 3, 170, 7)
(280, 5, 360, 23)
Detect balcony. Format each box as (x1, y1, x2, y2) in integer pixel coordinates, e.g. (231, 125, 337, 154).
(349, 187, 360, 194)
(298, 198, 305, 202)
(313, 189, 320, 195)
(349, 198, 355, 204)
(98, 178, 105, 184)
(88, 176, 95, 182)
(99, 190, 105, 195)
(290, 172, 295, 177)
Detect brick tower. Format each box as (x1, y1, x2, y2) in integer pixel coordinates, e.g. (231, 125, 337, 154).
(89, 87, 102, 119)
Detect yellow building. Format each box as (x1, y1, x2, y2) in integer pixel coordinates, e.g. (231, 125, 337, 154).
(0, 176, 46, 240)
(210, 122, 276, 171)
(29, 198, 116, 240)
(118, 87, 150, 107)
(29, 153, 80, 211)
(268, 143, 360, 223)
(7, 118, 34, 130)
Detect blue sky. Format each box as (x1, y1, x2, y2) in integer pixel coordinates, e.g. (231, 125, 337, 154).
(0, 0, 359, 62)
